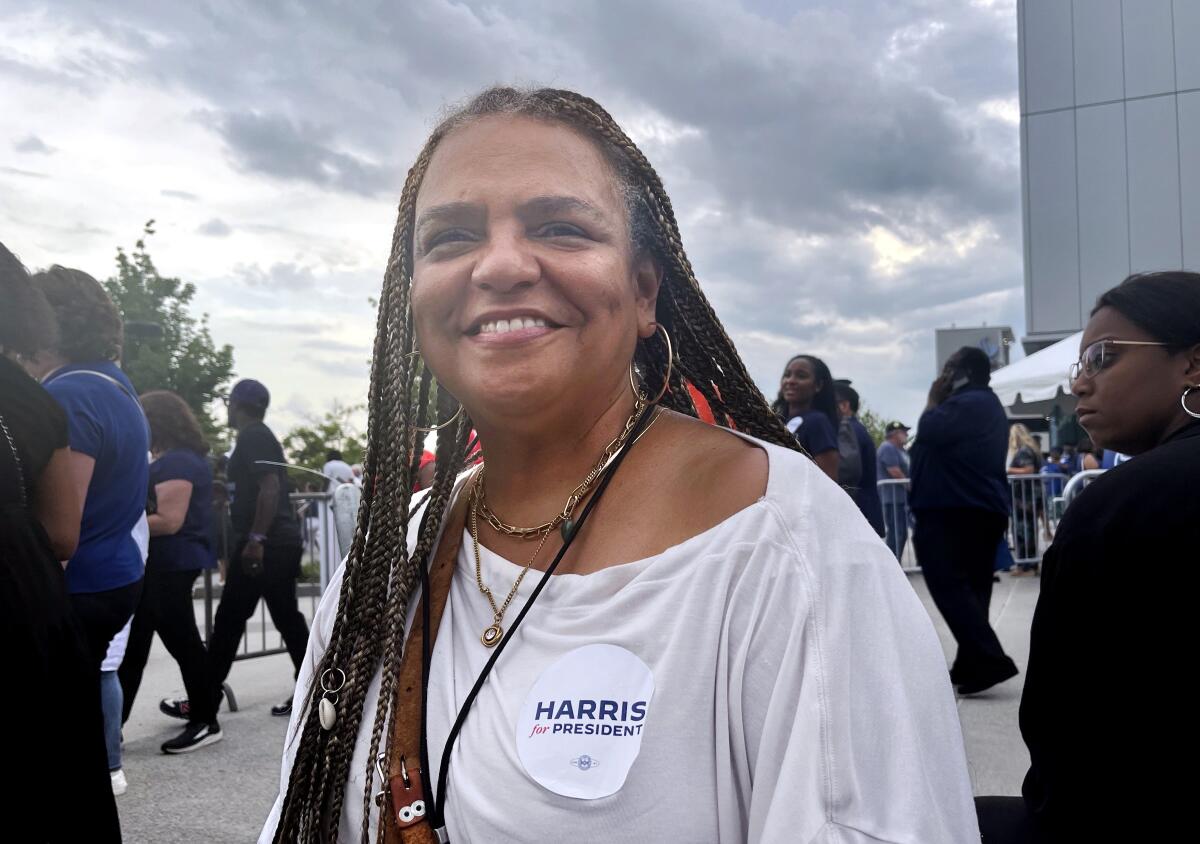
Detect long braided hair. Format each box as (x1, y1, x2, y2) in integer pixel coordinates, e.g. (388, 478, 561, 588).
(272, 86, 801, 843)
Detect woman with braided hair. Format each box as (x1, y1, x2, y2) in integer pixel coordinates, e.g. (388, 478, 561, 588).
(262, 87, 976, 844)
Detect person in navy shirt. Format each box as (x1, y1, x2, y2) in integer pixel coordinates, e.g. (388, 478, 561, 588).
(910, 346, 1017, 695)
(771, 354, 839, 481)
(118, 391, 223, 754)
(27, 265, 148, 670)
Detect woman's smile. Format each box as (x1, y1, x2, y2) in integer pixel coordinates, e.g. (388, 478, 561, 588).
(465, 310, 561, 347)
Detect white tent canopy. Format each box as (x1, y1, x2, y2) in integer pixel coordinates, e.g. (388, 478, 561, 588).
(990, 331, 1083, 406)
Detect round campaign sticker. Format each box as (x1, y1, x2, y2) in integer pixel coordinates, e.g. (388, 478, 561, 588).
(515, 643, 655, 799)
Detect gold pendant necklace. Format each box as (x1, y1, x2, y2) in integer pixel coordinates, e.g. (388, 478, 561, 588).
(469, 400, 655, 647)
(470, 478, 551, 647)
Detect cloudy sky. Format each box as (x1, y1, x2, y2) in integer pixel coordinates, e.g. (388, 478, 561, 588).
(0, 0, 1023, 436)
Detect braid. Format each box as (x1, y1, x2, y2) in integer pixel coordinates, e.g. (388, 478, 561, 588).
(532, 90, 797, 448)
(274, 85, 802, 842)
(274, 139, 446, 841)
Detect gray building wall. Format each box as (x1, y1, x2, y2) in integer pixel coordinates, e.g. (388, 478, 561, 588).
(1018, 0, 1200, 352)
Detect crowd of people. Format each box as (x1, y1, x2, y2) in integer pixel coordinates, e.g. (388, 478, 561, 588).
(3, 84, 1198, 844)
(0, 244, 309, 841)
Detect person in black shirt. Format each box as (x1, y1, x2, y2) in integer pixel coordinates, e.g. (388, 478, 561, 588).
(834, 382, 886, 536)
(910, 346, 1019, 696)
(161, 378, 308, 722)
(976, 271, 1200, 842)
(1, 242, 120, 841)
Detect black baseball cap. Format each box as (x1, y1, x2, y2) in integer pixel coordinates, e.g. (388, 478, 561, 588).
(228, 378, 270, 410)
(885, 421, 910, 433)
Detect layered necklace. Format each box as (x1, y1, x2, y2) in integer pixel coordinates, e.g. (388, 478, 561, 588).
(468, 397, 659, 647)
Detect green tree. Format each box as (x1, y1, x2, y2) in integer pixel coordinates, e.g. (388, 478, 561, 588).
(283, 401, 366, 482)
(103, 220, 235, 442)
(857, 405, 889, 447)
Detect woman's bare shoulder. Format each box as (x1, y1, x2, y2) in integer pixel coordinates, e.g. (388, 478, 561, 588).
(654, 411, 768, 518)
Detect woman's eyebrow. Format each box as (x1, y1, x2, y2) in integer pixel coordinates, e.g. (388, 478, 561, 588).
(517, 195, 606, 223)
(415, 201, 484, 231)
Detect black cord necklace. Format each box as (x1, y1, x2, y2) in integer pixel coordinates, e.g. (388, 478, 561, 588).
(417, 405, 655, 841)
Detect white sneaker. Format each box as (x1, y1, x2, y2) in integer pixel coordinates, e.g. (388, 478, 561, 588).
(110, 769, 127, 796)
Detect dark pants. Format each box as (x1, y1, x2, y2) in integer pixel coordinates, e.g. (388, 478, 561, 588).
(882, 501, 909, 560)
(913, 508, 1017, 685)
(975, 796, 1044, 843)
(70, 577, 144, 669)
(119, 566, 215, 723)
(1012, 505, 1039, 571)
(207, 540, 308, 709)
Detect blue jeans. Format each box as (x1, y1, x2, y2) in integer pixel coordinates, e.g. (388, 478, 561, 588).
(882, 501, 909, 560)
(100, 670, 122, 771)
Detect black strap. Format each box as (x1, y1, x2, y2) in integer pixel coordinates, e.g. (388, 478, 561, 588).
(0, 410, 28, 509)
(420, 406, 654, 836)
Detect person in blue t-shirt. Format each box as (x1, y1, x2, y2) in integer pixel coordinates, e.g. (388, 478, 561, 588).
(910, 346, 1018, 696)
(876, 421, 911, 560)
(117, 391, 223, 755)
(27, 265, 148, 670)
(1039, 448, 1066, 498)
(771, 354, 839, 481)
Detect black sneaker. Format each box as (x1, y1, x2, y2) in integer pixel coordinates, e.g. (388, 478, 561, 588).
(161, 721, 223, 754)
(270, 696, 293, 717)
(159, 697, 190, 720)
(160, 689, 224, 720)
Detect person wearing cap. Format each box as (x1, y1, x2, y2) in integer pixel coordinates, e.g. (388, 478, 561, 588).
(160, 379, 309, 723)
(877, 421, 911, 560)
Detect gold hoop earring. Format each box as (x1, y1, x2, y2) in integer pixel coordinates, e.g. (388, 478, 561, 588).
(403, 349, 465, 432)
(627, 323, 674, 405)
(1183, 385, 1200, 420)
(414, 403, 463, 433)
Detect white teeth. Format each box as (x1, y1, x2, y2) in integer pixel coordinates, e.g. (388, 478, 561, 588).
(477, 317, 549, 335)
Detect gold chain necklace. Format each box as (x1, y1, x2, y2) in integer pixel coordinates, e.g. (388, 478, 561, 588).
(469, 399, 654, 647)
(469, 481, 551, 647)
(476, 398, 654, 542)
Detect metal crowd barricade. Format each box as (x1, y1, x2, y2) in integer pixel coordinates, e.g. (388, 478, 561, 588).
(1006, 473, 1069, 567)
(878, 473, 1088, 573)
(1056, 469, 1106, 513)
(876, 478, 919, 572)
(201, 491, 339, 711)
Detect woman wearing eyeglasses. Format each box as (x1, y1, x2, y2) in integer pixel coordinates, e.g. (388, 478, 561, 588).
(976, 270, 1200, 843)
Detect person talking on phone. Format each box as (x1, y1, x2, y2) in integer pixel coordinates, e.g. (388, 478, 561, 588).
(910, 346, 1018, 695)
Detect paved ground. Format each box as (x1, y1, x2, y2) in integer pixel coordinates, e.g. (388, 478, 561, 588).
(115, 571, 1036, 842)
(117, 602, 315, 843)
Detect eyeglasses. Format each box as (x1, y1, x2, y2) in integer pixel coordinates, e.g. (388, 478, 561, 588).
(1068, 339, 1167, 384)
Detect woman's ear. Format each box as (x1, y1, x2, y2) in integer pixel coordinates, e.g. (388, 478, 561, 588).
(633, 254, 662, 339)
(1184, 342, 1200, 386)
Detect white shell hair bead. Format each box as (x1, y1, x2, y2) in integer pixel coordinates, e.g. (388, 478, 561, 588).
(319, 696, 337, 730)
